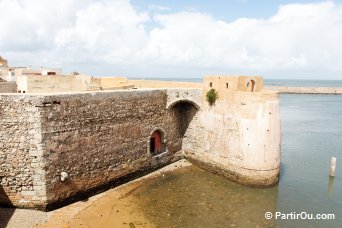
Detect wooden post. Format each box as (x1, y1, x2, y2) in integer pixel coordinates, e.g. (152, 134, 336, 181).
(330, 157, 336, 177)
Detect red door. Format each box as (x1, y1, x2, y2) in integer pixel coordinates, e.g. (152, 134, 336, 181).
(151, 131, 162, 154)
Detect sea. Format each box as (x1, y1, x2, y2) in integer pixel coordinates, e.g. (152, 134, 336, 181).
(125, 78, 342, 227)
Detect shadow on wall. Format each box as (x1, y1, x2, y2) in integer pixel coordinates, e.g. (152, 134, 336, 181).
(170, 101, 198, 137)
(0, 186, 15, 228)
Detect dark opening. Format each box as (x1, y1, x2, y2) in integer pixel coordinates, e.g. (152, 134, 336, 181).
(150, 138, 156, 153)
(226, 83, 229, 89)
(150, 130, 164, 156)
(210, 82, 213, 87)
(246, 80, 256, 92)
(170, 102, 198, 137)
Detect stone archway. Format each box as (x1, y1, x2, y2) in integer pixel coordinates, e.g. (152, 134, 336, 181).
(167, 100, 199, 154)
(170, 101, 198, 136)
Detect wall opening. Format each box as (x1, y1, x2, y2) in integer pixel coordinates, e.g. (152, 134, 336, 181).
(226, 83, 229, 89)
(150, 130, 165, 156)
(246, 80, 256, 92)
(169, 101, 198, 137)
(210, 82, 213, 88)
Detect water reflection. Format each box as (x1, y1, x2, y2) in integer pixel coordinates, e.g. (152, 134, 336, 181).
(132, 165, 279, 227)
(328, 177, 334, 195)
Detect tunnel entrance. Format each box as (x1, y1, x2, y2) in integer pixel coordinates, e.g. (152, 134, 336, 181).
(169, 101, 198, 138)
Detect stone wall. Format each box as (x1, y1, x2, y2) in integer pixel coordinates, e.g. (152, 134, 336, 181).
(0, 95, 46, 209)
(0, 89, 201, 209)
(0, 78, 281, 209)
(0, 82, 17, 93)
(183, 77, 281, 187)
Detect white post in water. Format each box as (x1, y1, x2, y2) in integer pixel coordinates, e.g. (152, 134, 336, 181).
(330, 157, 336, 177)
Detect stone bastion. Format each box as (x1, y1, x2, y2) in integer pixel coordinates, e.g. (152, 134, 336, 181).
(0, 76, 281, 210)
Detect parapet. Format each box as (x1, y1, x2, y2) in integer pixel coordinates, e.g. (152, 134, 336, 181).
(203, 75, 263, 93)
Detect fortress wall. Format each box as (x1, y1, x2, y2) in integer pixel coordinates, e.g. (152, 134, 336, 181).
(37, 89, 193, 208)
(0, 78, 281, 208)
(128, 79, 201, 89)
(0, 89, 202, 209)
(0, 82, 17, 93)
(183, 76, 281, 187)
(0, 95, 47, 209)
(184, 91, 281, 186)
(16, 75, 79, 93)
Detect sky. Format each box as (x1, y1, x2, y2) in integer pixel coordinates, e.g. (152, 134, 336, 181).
(1, 0, 342, 79)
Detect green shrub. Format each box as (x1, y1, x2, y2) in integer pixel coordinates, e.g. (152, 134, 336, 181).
(206, 89, 218, 106)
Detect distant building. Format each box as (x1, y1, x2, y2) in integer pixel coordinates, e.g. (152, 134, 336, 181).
(0, 56, 8, 67)
(0, 56, 9, 80)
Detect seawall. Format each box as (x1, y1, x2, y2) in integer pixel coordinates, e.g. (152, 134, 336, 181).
(264, 86, 342, 94)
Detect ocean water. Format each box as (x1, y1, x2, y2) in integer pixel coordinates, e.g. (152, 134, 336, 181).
(128, 94, 342, 227)
(276, 94, 342, 227)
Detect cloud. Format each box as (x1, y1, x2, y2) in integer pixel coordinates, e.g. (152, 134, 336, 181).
(1, 0, 342, 78)
(148, 4, 171, 11)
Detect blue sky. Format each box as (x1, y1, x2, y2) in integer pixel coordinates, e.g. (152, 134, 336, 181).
(1, 0, 342, 79)
(132, 0, 329, 21)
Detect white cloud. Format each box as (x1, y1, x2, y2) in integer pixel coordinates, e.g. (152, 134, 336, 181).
(148, 4, 171, 11)
(1, 0, 342, 78)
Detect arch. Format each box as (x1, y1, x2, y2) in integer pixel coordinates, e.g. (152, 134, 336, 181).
(246, 79, 256, 92)
(167, 99, 200, 110)
(149, 129, 166, 156)
(169, 101, 198, 137)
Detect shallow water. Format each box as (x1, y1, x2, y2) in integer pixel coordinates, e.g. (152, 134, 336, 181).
(132, 165, 277, 227)
(131, 94, 342, 227)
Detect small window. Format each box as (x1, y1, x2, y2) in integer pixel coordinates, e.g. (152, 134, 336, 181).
(210, 82, 213, 87)
(226, 83, 229, 89)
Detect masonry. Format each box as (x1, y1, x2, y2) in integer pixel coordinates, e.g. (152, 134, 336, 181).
(0, 82, 17, 93)
(0, 76, 281, 210)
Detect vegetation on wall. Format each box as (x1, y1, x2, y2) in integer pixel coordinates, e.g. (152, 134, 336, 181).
(206, 89, 218, 106)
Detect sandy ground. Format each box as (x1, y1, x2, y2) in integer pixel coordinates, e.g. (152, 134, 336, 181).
(0, 160, 190, 228)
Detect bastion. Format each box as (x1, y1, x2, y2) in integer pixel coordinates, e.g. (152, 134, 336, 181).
(0, 76, 281, 210)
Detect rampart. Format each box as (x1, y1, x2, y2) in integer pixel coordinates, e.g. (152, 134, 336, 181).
(0, 76, 281, 210)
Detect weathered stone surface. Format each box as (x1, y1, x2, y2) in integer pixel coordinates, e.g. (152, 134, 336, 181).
(0, 82, 16, 93)
(0, 95, 46, 209)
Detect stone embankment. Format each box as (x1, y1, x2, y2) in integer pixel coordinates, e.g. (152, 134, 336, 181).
(264, 86, 342, 94)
